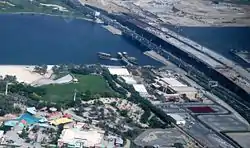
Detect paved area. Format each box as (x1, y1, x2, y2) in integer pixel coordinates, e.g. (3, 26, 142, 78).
(198, 115, 250, 132)
(184, 104, 228, 114)
(181, 113, 234, 148)
(134, 128, 188, 147)
(226, 132, 250, 148)
(157, 103, 186, 113)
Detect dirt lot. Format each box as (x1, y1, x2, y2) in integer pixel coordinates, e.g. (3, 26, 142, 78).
(80, 0, 250, 26)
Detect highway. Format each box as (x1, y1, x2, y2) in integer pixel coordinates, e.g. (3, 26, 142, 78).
(145, 25, 250, 95)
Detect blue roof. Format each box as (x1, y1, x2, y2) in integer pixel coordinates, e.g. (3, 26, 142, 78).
(18, 113, 40, 124)
(4, 120, 19, 127)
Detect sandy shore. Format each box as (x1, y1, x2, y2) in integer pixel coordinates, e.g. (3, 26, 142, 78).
(0, 65, 52, 84)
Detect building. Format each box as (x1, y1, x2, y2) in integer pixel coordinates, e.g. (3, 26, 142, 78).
(58, 128, 104, 148)
(108, 67, 130, 76)
(120, 76, 137, 84)
(161, 78, 187, 87)
(133, 84, 149, 97)
(169, 86, 198, 99)
(26, 107, 37, 115)
(168, 114, 186, 125)
(157, 78, 198, 99)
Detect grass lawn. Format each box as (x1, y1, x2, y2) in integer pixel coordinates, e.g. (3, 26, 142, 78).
(41, 74, 114, 103)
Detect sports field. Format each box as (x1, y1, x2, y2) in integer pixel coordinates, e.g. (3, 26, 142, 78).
(41, 74, 113, 103)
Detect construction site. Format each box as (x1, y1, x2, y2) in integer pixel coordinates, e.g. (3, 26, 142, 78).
(79, 0, 250, 26)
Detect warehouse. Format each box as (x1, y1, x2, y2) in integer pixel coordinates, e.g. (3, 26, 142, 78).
(169, 86, 198, 99)
(121, 76, 137, 84)
(161, 77, 187, 87)
(168, 114, 186, 126)
(133, 84, 149, 97)
(108, 67, 130, 76)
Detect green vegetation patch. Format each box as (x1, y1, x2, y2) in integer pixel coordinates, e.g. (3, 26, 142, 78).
(41, 74, 114, 104)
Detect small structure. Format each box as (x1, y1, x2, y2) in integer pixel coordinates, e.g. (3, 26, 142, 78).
(168, 114, 186, 125)
(26, 107, 37, 115)
(108, 67, 130, 76)
(121, 76, 137, 84)
(49, 107, 57, 112)
(133, 84, 149, 97)
(50, 118, 73, 126)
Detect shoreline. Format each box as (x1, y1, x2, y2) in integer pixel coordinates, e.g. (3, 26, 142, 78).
(0, 11, 96, 22)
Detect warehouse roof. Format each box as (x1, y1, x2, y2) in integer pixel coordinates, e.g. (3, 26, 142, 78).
(133, 84, 148, 94)
(108, 67, 130, 76)
(161, 78, 187, 87)
(170, 86, 197, 93)
(121, 76, 137, 84)
(168, 113, 185, 122)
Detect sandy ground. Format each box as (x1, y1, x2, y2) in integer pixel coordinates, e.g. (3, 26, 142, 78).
(80, 0, 250, 26)
(0, 65, 53, 84)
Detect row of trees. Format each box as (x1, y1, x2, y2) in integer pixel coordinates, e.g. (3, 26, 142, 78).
(102, 69, 127, 97)
(102, 68, 175, 126)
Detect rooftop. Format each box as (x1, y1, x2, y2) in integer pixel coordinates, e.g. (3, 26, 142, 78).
(121, 76, 137, 84)
(108, 67, 130, 76)
(133, 84, 148, 94)
(167, 113, 185, 122)
(161, 77, 187, 87)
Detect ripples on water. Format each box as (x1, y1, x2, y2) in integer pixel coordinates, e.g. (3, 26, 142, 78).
(0, 14, 161, 66)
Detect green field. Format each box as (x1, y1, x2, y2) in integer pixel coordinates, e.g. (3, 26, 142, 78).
(41, 74, 114, 103)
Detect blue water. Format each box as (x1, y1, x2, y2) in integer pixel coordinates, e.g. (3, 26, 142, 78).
(18, 113, 40, 124)
(1, 14, 250, 66)
(166, 26, 250, 62)
(0, 14, 161, 66)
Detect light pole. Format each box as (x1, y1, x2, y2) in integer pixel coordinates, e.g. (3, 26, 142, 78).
(5, 82, 13, 95)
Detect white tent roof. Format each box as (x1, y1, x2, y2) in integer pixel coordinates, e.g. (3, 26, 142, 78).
(108, 67, 130, 76)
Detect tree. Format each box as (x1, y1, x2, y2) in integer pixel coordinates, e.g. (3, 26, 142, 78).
(4, 75, 17, 83)
(120, 110, 128, 117)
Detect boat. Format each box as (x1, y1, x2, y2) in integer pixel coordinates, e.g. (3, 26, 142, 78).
(97, 52, 112, 59)
(128, 57, 138, 65)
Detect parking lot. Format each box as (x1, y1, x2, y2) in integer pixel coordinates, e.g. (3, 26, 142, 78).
(198, 115, 250, 132)
(134, 128, 188, 147)
(226, 132, 250, 148)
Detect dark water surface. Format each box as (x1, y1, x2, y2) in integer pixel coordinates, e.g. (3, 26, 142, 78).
(0, 14, 161, 66)
(1, 14, 250, 67)
(167, 26, 250, 65)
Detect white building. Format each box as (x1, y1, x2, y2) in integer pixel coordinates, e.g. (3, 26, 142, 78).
(168, 114, 186, 125)
(133, 84, 149, 97)
(169, 86, 198, 99)
(121, 76, 137, 84)
(158, 77, 198, 99)
(161, 77, 187, 87)
(108, 67, 130, 76)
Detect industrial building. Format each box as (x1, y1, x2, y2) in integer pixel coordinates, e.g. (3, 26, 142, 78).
(108, 67, 130, 76)
(133, 84, 149, 97)
(156, 77, 198, 100)
(168, 114, 186, 125)
(120, 76, 137, 84)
